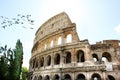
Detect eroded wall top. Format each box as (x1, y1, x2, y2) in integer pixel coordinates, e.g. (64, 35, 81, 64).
(34, 12, 72, 43)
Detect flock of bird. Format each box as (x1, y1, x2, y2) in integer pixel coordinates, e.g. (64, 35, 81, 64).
(0, 14, 34, 29)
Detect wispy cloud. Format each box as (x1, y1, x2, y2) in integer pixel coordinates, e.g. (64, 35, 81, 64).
(114, 24, 120, 35)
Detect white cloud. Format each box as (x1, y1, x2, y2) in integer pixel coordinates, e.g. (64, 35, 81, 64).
(114, 24, 120, 35)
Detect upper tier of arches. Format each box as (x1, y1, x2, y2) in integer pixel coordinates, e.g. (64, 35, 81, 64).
(34, 12, 74, 44)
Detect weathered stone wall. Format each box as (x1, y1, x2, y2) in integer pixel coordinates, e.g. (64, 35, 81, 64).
(34, 12, 73, 44)
(28, 12, 120, 80)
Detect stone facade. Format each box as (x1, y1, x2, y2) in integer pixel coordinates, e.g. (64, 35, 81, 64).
(28, 12, 120, 80)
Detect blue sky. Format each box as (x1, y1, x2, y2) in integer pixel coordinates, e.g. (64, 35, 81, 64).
(0, 0, 120, 68)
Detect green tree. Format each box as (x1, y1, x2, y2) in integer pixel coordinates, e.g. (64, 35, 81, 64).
(0, 56, 8, 80)
(21, 67, 28, 80)
(0, 40, 24, 80)
(13, 39, 23, 80)
(0, 45, 14, 80)
(0, 14, 34, 80)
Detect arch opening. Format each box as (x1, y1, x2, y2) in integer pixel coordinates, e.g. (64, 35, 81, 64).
(32, 58, 36, 68)
(40, 57, 44, 67)
(44, 44, 47, 49)
(54, 53, 60, 65)
(33, 76, 37, 80)
(77, 50, 85, 62)
(38, 75, 42, 80)
(53, 74, 60, 80)
(50, 40, 53, 47)
(66, 52, 71, 63)
(102, 52, 112, 62)
(92, 54, 99, 62)
(64, 74, 71, 80)
(66, 34, 72, 43)
(58, 36, 62, 45)
(91, 73, 101, 80)
(47, 55, 51, 66)
(77, 74, 86, 80)
(35, 58, 39, 68)
(44, 75, 50, 80)
(108, 75, 115, 80)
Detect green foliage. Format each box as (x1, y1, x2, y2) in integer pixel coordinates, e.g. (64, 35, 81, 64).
(21, 67, 28, 80)
(0, 39, 23, 80)
(0, 14, 32, 80)
(0, 56, 9, 80)
(13, 39, 23, 80)
(0, 45, 13, 80)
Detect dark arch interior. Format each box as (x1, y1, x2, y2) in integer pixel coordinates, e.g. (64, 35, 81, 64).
(38, 75, 42, 80)
(77, 50, 85, 62)
(33, 58, 36, 68)
(102, 52, 112, 62)
(47, 55, 51, 66)
(64, 74, 71, 80)
(108, 75, 115, 80)
(34, 76, 37, 80)
(40, 57, 44, 67)
(92, 54, 99, 61)
(66, 52, 71, 63)
(45, 75, 50, 80)
(77, 74, 85, 80)
(91, 73, 101, 80)
(54, 74, 60, 80)
(35, 59, 39, 68)
(54, 53, 60, 65)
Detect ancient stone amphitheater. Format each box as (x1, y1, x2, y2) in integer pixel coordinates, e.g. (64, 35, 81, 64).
(28, 12, 120, 80)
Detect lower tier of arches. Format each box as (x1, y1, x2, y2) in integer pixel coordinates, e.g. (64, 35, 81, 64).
(28, 71, 120, 80)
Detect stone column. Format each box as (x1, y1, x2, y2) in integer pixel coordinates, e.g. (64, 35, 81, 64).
(102, 71, 106, 80)
(51, 53, 54, 67)
(71, 48, 76, 64)
(44, 56, 47, 68)
(61, 32, 66, 45)
(85, 44, 93, 65)
(53, 36, 56, 47)
(60, 50, 65, 66)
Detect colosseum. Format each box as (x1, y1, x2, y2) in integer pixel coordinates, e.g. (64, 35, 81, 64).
(28, 12, 120, 80)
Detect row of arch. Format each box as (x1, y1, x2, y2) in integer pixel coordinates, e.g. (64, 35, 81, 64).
(31, 50, 112, 69)
(33, 33, 72, 53)
(31, 50, 85, 69)
(92, 52, 112, 62)
(33, 73, 115, 80)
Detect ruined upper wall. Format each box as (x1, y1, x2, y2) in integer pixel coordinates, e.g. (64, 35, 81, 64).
(91, 40, 120, 50)
(103, 40, 120, 48)
(34, 12, 73, 43)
